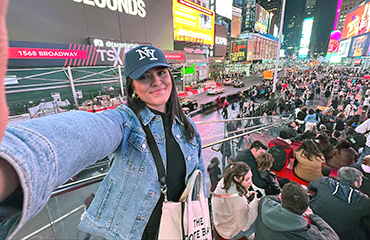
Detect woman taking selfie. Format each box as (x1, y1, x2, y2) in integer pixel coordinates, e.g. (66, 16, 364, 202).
(212, 162, 260, 240)
(0, 45, 206, 240)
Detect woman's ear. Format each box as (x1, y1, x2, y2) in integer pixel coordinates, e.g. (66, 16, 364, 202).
(234, 176, 241, 183)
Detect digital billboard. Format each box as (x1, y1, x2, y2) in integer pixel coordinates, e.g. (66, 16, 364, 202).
(342, 2, 370, 39)
(327, 30, 341, 54)
(338, 38, 352, 57)
(215, 0, 233, 20)
(214, 24, 227, 57)
(349, 33, 369, 56)
(7, 0, 174, 50)
(298, 17, 314, 58)
(255, 4, 271, 34)
(231, 7, 242, 38)
(173, 0, 215, 45)
(231, 40, 248, 62)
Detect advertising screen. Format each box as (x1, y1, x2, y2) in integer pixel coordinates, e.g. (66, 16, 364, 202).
(231, 40, 248, 62)
(173, 0, 215, 45)
(327, 30, 341, 54)
(338, 38, 352, 57)
(349, 33, 369, 56)
(231, 7, 242, 38)
(255, 4, 271, 34)
(216, 0, 233, 20)
(298, 17, 314, 58)
(7, 0, 174, 50)
(214, 24, 227, 57)
(342, 2, 370, 39)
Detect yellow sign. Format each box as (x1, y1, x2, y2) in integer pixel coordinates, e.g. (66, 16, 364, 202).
(263, 70, 273, 79)
(173, 0, 215, 45)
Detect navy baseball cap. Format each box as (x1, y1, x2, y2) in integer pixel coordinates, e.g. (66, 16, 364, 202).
(124, 45, 171, 79)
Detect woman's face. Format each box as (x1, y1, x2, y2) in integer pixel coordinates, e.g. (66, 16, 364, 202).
(236, 171, 253, 189)
(132, 67, 172, 113)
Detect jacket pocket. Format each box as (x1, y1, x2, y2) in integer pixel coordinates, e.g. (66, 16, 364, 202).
(94, 178, 115, 219)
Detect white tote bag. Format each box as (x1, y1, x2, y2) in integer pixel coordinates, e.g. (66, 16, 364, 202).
(158, 170, 212, 240)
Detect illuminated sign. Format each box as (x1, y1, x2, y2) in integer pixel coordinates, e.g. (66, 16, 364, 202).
(231, 7, 242, 38)
(213, 24, 227, 57)
(298, 17, 314, 58)
(342, 2, 370, 39)
(216, 37, 227, 45)
(255, 4, 271, 34)
(338, 38, 352, 57)
(72, 0, 146, 17)
(349, 33, 369, 56)
(327, 30, 341, 53)
(7, 41, 184, 68)
(181, 64, 195, 76)
(231, 40, 247, 62)
(88, 37, 150, 49)
(173, 0, 215, 45)
(215, 0, 233, 20)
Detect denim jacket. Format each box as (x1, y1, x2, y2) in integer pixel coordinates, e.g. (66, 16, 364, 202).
(0, 105, 205, 239)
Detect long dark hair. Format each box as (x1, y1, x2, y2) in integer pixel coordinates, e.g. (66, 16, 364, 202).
(222, 162, 251, 195)
(295, 139, 323, 161)
(316, 133, 333, 160)
(126, 68, 196, 140)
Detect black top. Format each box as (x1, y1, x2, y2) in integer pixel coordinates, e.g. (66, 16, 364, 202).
(235, 149, 268, 189)
(143, 109, 186, 236)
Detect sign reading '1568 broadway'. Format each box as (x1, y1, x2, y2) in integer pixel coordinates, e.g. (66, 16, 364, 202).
(72, 0, 147, 17)
(8, 41, 185, 68)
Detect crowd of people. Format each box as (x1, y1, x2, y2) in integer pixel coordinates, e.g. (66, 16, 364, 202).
(208, 66, 370, 240)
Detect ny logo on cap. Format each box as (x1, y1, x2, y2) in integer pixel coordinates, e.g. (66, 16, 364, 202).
(136, 47, 158, 61)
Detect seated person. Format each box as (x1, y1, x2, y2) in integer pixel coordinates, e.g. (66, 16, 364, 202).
(212, 162, 259, 240)
(236, 141, 269, 190)
(350, 155, 370, 196)
(256, 153, 281, 195)
(315, 133, 334, 161)
(269, 130, 294, 158)
(255, 182, 339, 240)
(293, 140, 326, 182)
(285, 121, 302, 142)
(309, 167, 370, 240)
(326, 140, 358, 170)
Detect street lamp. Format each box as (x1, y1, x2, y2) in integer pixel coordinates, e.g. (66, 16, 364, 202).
(273, 0, 287, 93)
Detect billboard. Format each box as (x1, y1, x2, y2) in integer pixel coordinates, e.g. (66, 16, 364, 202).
(349, 33, 369, 56)
(255, 4, 271, 34)
(231, 7, 242, 38)
(327, 30, 341, 54)
(342, 2, 370, 39)
(215, 0, 233, 20)
(298, 17, 314, 58)
(173, 0, 215, 45)
(7, 0, 174, 50)
(231, 40, 248, 62)
(338, 38, 352, 57)
(214, 24, 228, 57)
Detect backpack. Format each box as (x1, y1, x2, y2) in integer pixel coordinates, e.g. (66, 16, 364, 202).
(268, 146, 288, 172)
(346, 132, 367, 152)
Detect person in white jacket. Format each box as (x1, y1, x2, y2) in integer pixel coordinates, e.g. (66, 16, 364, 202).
(355, 111, 370, 164)
(344, 101, 357, 118)
(212, 162, 260, 239)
